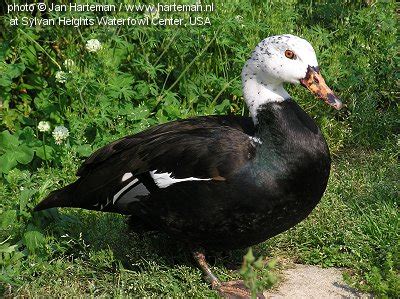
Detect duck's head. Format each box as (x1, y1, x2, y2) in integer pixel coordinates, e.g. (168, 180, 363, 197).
(242, 34, 342, 118)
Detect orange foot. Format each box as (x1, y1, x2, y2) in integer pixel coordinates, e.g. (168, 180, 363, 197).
(216, 280, 265, 299)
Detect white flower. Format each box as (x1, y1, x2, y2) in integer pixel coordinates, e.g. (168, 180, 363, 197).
(63, 59, 75, 70)
(52, 126, 69, 145)
(144, 6, 159, 20)
(38, 121, 50, 132)
(55, 70, 67, 83)
(85, 39, 102, 52)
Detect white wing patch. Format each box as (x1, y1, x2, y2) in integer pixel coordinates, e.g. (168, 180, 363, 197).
(113, 178, 138, 204)
(249, 136, 263, 145)
(150, 170, 212, 188)
(122, 172, 133, 182)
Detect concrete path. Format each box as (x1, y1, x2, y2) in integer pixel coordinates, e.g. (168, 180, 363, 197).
(264, 264, 371, 298)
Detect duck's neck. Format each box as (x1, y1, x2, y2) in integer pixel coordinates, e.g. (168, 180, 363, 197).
(242, 61, 290, 124)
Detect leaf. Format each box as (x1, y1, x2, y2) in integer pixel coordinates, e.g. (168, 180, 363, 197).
(0, 130, 19, 151)
(244, 247, 255, 264)
(253, 257, 264, 270)
(34, 89, 53, 111)
(0, 62, 21, 88)
(133, 81, 151, 100)
(0, 243, 18, 254)
(127, 105, 150, 121)
(35, 145, 54, 160)
(21, 45, 37, 67)
(76, 144, 92, 157)
(26, 73, 47, 90)
(7, 63, 25, 79)
(0, 152, 18, 174)
(0, 42, 11, 61)
(108, 74, 135, 100)
(18, 127, 40, 147)
(117, 102, 134, 116)
(214, 99, 231, 114)
(19, 189, 37, 211)
(23, 230, 45, 253)
(0, 76, 11, 87)
(15, 145, 34, 164)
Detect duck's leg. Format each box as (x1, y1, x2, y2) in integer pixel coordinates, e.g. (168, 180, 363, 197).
(192, 251, 265, 299)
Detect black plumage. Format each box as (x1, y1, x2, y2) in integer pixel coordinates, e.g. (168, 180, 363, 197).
(35, 100, 330, 250)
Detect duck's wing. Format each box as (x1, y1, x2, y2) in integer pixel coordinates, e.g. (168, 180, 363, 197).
(34, 115, 258, 214)
(77, 115, 255, 176)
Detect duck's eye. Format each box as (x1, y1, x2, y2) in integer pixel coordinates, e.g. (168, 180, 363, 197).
(284, 50, 296, 59)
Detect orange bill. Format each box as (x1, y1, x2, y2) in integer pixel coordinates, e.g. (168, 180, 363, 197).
(300, 66, 343, 110)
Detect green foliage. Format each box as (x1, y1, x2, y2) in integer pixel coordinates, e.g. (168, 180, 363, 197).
(0, 0, 398, 297)
(240, 248, 277, 298)
(0, 131, 33, 173)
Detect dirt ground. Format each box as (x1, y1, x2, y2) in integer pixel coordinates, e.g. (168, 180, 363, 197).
(264, 264, 372, 298)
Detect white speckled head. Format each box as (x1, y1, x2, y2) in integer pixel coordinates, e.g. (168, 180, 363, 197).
(253, 34, 318, 84)
(242, 34, 326, 122)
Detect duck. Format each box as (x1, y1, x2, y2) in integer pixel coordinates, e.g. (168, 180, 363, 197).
(35, 34, 342, 298)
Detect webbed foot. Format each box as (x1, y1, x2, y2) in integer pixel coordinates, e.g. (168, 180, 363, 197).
(217, 279, 265, 298)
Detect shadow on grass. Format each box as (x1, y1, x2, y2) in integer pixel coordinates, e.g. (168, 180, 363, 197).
(55, 209, 247, 273)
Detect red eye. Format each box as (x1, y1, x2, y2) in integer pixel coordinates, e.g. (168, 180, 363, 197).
(285, 50, 295, 59)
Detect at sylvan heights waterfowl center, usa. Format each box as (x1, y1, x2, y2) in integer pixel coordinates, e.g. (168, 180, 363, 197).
(0, 1, 398, 298)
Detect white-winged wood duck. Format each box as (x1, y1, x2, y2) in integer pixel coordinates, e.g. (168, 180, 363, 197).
(35, 34, 342, 298)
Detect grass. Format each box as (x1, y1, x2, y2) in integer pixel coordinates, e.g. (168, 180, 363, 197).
(0, 0, 399, 297)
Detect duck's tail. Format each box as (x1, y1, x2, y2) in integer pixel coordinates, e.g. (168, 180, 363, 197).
(34, 182, 78, 211)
